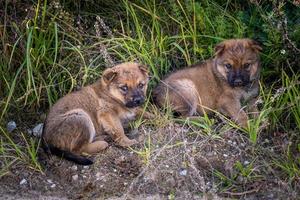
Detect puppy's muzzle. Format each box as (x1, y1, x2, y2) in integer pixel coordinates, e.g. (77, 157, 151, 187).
(233, 79, 243, 87)
(228, 70, 250, 87)
(126, 95, 145, 108)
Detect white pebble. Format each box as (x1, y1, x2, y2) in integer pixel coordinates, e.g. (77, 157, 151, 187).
(20, 178, 27, 185)
(32, 123, 43, 137)
(223, 154, 228, 158)
(96, 172, 101, 178)
(50, 184, 56, 188)
(83, 166, 89, 169)
(72, 174, 79, 181)
(179, 169, 187, 176)
(47, 179, 53, 184)
(264, 139, 269, 143)
(244, 160, 250, 165)
(7, 121, 17, 132)
(71, 165, 78, 171)
(27, 129, 32, 135)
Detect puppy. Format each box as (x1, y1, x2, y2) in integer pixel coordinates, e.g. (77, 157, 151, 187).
(42, 62, 151, 165)
(153, 39, 262, 128)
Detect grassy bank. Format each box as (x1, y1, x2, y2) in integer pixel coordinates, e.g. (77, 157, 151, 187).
(0, 0, 299, 197)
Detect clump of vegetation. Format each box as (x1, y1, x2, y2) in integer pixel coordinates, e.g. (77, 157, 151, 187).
(0, 0, 299, 198)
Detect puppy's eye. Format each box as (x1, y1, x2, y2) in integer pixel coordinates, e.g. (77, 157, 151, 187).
(224, 63, 232, 69)
(119, 85, 128, 92)
(138, 82, 144, 88)
(244, 63, 251, 70)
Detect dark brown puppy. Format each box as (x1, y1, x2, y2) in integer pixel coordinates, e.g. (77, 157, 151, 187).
(153, 39, 262, 127)
(42, 62, 151, 165)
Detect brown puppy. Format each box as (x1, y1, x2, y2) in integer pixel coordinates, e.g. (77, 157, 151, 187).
(42, 62, 151, 165)
(153, 39, 262, 127)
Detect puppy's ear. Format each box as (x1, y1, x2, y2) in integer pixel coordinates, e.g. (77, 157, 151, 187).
(102, 68, 117, 84)
(248, 39, 262, 53)
(214, 42, 225, 56)
(138, 64, 149, 76)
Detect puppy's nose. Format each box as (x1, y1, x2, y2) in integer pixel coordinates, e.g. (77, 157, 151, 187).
(133, 96, 144, 105)
(234, 79, 243, 86)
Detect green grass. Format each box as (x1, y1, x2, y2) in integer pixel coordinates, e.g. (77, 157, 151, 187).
(0, 126, 43, 176)
(0, 0, 299, 195)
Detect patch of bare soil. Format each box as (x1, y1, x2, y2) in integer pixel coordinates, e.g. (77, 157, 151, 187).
(0, 121, 299, 199)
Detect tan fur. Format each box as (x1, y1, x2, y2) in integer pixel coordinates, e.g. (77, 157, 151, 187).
(154, 39, 262, 127)
(42, 62, 151, 156)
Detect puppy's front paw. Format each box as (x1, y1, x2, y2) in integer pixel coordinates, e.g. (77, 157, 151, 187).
(118, 138, 137, 147)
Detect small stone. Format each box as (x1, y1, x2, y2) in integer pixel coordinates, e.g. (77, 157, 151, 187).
(96, 172, 102, 181)
(32, 123, 43, 137)
(27, 129, 32, 135)
(83, 166, 89, 169)
(237, 175, 244, 182)
(223, 154, 228, 158)
(72, 174, 79, 181)
(264, 139, 270, 143)
(165, 165, 169, 168)
(50, 184, 56, 188)
(7, 121, 17, 132)
(20, 178, 27, 185)
(47, 179, 53, 184)
(243, 160, 250, 166)
(113, 169, 117, 172)
(232, 141, 237, 146)
(267, 193, 274, 198)
(179, 169, 187, 176)
(206, 182, 212, 189)
(71, 165, 78, 171)
(96, 172, 101, 177)
(82, 175, 87, 179)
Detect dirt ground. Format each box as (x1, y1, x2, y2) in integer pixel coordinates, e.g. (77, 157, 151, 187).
(0, 119, 299, 200)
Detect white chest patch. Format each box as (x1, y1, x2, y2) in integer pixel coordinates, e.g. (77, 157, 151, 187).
(125, 112, 136, 120)
(120, 111, 136, 125)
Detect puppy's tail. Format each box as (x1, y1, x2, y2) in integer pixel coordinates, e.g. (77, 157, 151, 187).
(43, 143, 93, 165)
